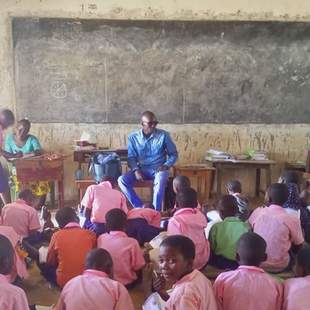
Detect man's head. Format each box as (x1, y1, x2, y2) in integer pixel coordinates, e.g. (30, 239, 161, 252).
(85, 248, 114, 278)
(217, 195, 238, 219)
(175, 188, 198, 209)
(55, 207, 79, 229)
(236, 232, 267, 267)
(173, 176, 191, 194)
(0, 109, 15, 130)
(18, 189, 36, 206)
(0, 235, 14, 275)
(226, 180, 242, 194)
(267, 183, 289, 206)
(105, 208, 127, 232)
(141, 111, 158, 136)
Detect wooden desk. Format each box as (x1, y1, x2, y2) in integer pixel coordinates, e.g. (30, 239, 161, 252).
(206, 159, 276, 197)
(73, 149, 128, 169)
(14, 157, 65, 208)
(174, 165, 215, 202)
(284, 162, 306, 172)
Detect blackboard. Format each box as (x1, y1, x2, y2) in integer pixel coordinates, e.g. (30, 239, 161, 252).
(13, 18, 310, 123)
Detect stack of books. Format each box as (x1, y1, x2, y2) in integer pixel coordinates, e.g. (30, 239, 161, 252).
(251, 150, 269, 161)
(206, 149, 232, 161)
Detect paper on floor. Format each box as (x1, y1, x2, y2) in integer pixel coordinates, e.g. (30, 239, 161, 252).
(38, 246, 49, 264)
(143, 292, 167, 310)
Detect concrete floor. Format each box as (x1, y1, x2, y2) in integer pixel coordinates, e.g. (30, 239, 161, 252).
(21, 196, 264, 309)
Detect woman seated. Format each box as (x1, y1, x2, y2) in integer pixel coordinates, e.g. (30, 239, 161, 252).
(5, 118, 50, 207)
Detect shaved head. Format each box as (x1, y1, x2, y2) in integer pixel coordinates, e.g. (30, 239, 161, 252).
(141, 111, 158, 135)
(141, 111, 157, 121)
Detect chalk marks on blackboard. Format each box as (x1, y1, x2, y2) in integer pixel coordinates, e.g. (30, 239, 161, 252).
(50, 80, 67, 99)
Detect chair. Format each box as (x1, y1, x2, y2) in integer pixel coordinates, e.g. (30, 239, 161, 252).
(75, 179, 96, 201)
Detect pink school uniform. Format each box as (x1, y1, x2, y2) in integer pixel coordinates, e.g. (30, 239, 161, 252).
(1, 199, 41, 238)
(0, 274, 29, 310)
(213, 266, 283, 310)
(57, 269, 135, 310)
(81, 181, 128, 223)
(283, 276, 310, 310)
(0, 226, 28, 281)
(166, 269, 217, 310)
(249, 205, 304, 272)
(167, 208, 210, 270)
(127, 208, 161, 228)
(97, 231, 145, 285)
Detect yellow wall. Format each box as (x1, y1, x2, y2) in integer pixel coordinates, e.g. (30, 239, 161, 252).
(1, 0, 310, 200)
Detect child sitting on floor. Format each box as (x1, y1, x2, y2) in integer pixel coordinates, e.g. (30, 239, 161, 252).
(280, 170, 302, 213)
(249, 183, 304, 273)
(81, 176, 128, 236)
(283, 245, 310, 310)
(300, 189, 310, 243)
(209, 195, 250, 270)
(213, 232, 282, 310)
(1, 189, 41, 240)
(167, 188, 209, 270)
(126, 203, 161, 246)
(0, 226, 28, 282)
(44, 207, 96, 288)
(57, 248, 135, 310)
(97, 208, 145, 288)
(0, 235, 29, 309)
(226, 180, 249, 220)
(173, 175, 191, 194)
(162, 176, 192, 218)
(153, 235, 217, 309)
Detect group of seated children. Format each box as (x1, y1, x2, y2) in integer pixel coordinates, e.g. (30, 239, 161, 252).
(0, 170, 309, 310)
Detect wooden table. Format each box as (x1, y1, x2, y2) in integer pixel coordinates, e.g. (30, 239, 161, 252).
(73, 148, 128, 169)
(206, 159, 276, 197)
(14, 157, 65, 208)
(174, 165, 215, 202)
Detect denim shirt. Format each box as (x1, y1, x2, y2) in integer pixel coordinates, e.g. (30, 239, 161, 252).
(127, 129, 178, 171)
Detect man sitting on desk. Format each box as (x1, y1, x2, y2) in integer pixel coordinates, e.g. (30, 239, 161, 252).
(118, 111, 178, 211)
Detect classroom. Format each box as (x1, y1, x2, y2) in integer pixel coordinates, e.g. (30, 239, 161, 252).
(0, 1, 310, 309)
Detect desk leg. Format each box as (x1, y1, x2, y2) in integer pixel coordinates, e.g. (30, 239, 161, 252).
(50, 182, 56, 209)
(216, 166, 222, 197)
(265, 167, 272, 191)
(79, 186, 83, 202)
(58, 180, 64, 208)
(255, 168, 261, 197)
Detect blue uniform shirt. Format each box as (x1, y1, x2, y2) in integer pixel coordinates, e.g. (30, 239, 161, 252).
(127, 129, 178, 171)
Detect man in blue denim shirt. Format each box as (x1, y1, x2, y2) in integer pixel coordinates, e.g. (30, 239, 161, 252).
(118, 111, 178, 211)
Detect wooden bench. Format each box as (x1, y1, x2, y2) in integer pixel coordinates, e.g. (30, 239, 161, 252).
(75, 179, 154, 205)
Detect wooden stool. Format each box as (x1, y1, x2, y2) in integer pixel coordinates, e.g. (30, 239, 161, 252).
(133, 179, 154, 207)
(174, 165, 215, 202)
(133, 180, 169, 211)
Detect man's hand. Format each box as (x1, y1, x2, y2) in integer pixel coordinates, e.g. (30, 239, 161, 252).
(134, 169, 144, 181)
(157, 165, 169, 172)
